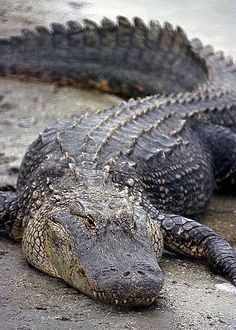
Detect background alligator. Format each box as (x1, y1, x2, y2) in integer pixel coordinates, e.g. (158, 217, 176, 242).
(0, 16, 236, 307)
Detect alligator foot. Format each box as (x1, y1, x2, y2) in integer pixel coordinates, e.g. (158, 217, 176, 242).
(160, 215, 236, 286)
(0, 191, 18, 234)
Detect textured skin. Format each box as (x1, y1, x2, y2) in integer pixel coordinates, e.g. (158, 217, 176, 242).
(0, 17, 209, 97)
(0, 16, 236, 306)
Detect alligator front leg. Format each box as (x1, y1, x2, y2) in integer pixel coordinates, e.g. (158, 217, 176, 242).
(0, 191, 16, 223)
(159, 214, 236, 286)
(0, 191, 22, 240)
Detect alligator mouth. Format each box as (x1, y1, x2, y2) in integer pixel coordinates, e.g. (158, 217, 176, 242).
(92, 290, 157, 306)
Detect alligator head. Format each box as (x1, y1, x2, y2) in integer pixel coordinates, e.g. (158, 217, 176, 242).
(22, 186, 164, 307)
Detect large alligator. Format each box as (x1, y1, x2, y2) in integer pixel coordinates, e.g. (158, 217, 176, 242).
(0, 16, 236, 307)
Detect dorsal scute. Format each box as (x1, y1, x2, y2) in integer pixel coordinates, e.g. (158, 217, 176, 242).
(67, 20, 83, 32)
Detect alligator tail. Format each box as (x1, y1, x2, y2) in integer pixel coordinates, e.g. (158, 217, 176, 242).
(0, 16, 209, 97)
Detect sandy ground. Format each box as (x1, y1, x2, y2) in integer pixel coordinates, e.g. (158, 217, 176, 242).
(0, 1, 236, 329)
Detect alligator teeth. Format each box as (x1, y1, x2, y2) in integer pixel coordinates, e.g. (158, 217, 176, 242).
(97, 292, 102, 300)
(123, 299, 127, 304)
(115, 299, 119, 305)
(151, 297, 156, 303)
(93, 290, 97, 298)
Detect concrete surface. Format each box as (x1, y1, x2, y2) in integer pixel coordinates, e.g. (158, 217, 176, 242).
(0, 1, 236, 329)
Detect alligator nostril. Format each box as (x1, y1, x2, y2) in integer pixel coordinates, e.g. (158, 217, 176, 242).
(122, 271, 131, 277)
(137, 270, 145, 275)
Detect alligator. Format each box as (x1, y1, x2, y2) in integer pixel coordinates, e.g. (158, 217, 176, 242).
(0, 16, 236, 307)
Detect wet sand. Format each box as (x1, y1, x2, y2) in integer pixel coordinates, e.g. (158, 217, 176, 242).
(0, 1, 236, 329)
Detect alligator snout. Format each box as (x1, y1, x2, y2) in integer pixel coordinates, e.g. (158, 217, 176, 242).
(90, 263, 164, 306)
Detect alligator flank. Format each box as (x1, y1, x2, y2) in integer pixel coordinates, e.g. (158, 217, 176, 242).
(0, 16, 236, 307)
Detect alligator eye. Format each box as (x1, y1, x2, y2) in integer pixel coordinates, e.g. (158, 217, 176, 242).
(70, 203, 96, 231)
(86, 214, 96, 229)
(70, 201, 86, 217)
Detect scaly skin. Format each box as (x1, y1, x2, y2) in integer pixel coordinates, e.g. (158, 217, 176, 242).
(0, 17, 236, 307)
(0, 16, 209, 97)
